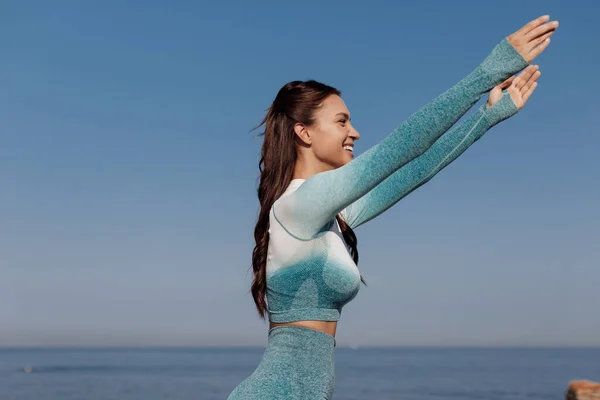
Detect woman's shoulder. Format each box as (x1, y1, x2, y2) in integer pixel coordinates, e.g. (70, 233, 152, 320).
(271, 179, 303, 207)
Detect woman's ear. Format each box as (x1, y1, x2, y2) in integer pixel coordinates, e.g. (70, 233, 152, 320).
(294, 122, 311, 145)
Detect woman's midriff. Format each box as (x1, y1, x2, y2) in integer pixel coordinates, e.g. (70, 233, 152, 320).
(269, 320, 337, 337)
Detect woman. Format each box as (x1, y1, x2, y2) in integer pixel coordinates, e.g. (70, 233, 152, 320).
(228, 14, 559, 400)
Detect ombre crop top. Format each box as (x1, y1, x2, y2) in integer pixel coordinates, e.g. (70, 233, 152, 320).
(265, 37, 529, 323)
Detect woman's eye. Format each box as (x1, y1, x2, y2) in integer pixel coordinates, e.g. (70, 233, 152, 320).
(338, 120, 347, 124)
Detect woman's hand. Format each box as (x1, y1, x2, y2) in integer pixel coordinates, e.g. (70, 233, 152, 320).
(507, 15, 559, 62)
(487, 65, 540, 111)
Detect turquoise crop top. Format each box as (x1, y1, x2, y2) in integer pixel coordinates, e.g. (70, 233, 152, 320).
(266, 37, 529, 323)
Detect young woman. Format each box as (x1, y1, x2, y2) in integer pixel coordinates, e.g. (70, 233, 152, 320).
(228, 14, 559, 400)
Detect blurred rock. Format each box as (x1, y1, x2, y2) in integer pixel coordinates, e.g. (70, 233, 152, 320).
(566, 380, 600, 400)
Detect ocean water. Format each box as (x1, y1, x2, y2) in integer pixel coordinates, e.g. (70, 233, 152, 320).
(1, 347, 598, 399)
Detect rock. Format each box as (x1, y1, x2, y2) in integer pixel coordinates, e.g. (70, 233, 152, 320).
(566, 380, 600, 400)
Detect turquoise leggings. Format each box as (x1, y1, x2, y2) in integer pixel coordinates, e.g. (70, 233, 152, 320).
(227, 326, 337, 399)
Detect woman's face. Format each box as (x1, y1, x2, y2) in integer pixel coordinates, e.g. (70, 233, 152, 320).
(306, 95, 360, 169)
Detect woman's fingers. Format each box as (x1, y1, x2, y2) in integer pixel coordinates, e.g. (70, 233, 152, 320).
(518, 15, 550, 36)
(526, 19, 559, 41)
(529, 36, 552, 60)
(522, 81, 538, 104)
(507, 14, 559, 62)
(522, 70, 541, 93)
(500, 76, 515, 89)
(514, 66, 541, 108)
(532, 30, 555, 47)
(515, 65, 539, 90)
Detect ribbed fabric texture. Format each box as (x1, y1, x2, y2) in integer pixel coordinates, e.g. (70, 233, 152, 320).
(227, 326, 336, 400)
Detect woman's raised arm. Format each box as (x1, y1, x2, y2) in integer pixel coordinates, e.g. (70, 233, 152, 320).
(273, 16, 557, 240)
(343, 64, 541, 229)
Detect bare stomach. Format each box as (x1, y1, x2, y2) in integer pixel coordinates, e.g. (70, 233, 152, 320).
(269, 320, 337, 337)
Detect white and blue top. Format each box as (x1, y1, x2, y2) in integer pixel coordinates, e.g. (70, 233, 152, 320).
(265, 37, 530, 323)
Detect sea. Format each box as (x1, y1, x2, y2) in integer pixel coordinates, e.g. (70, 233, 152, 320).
(1, 347, 598, 399)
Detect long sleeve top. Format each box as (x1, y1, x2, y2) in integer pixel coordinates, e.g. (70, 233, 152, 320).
(266, 37, 529, 323)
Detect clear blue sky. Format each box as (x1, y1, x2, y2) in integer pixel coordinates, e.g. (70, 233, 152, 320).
(1, 0, 599, 347)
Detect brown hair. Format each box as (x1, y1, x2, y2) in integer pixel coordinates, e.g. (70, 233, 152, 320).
(250, 80, 366, 319)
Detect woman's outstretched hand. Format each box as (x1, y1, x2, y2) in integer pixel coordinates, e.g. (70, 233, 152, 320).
(486, 15, 558, 112)
(487, 65, 540, 111)
(507, 15, 559, 62)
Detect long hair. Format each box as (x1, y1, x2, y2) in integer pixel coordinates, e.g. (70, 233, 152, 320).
(251, 80, 366, 319)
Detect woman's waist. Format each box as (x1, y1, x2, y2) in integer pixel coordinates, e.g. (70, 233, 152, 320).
(267, 321, 337, 350)
(269, 320, 337, 338)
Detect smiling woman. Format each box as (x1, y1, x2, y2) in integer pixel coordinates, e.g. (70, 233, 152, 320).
(227, 14, 558, 400)
(291, 94, 361, 170)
